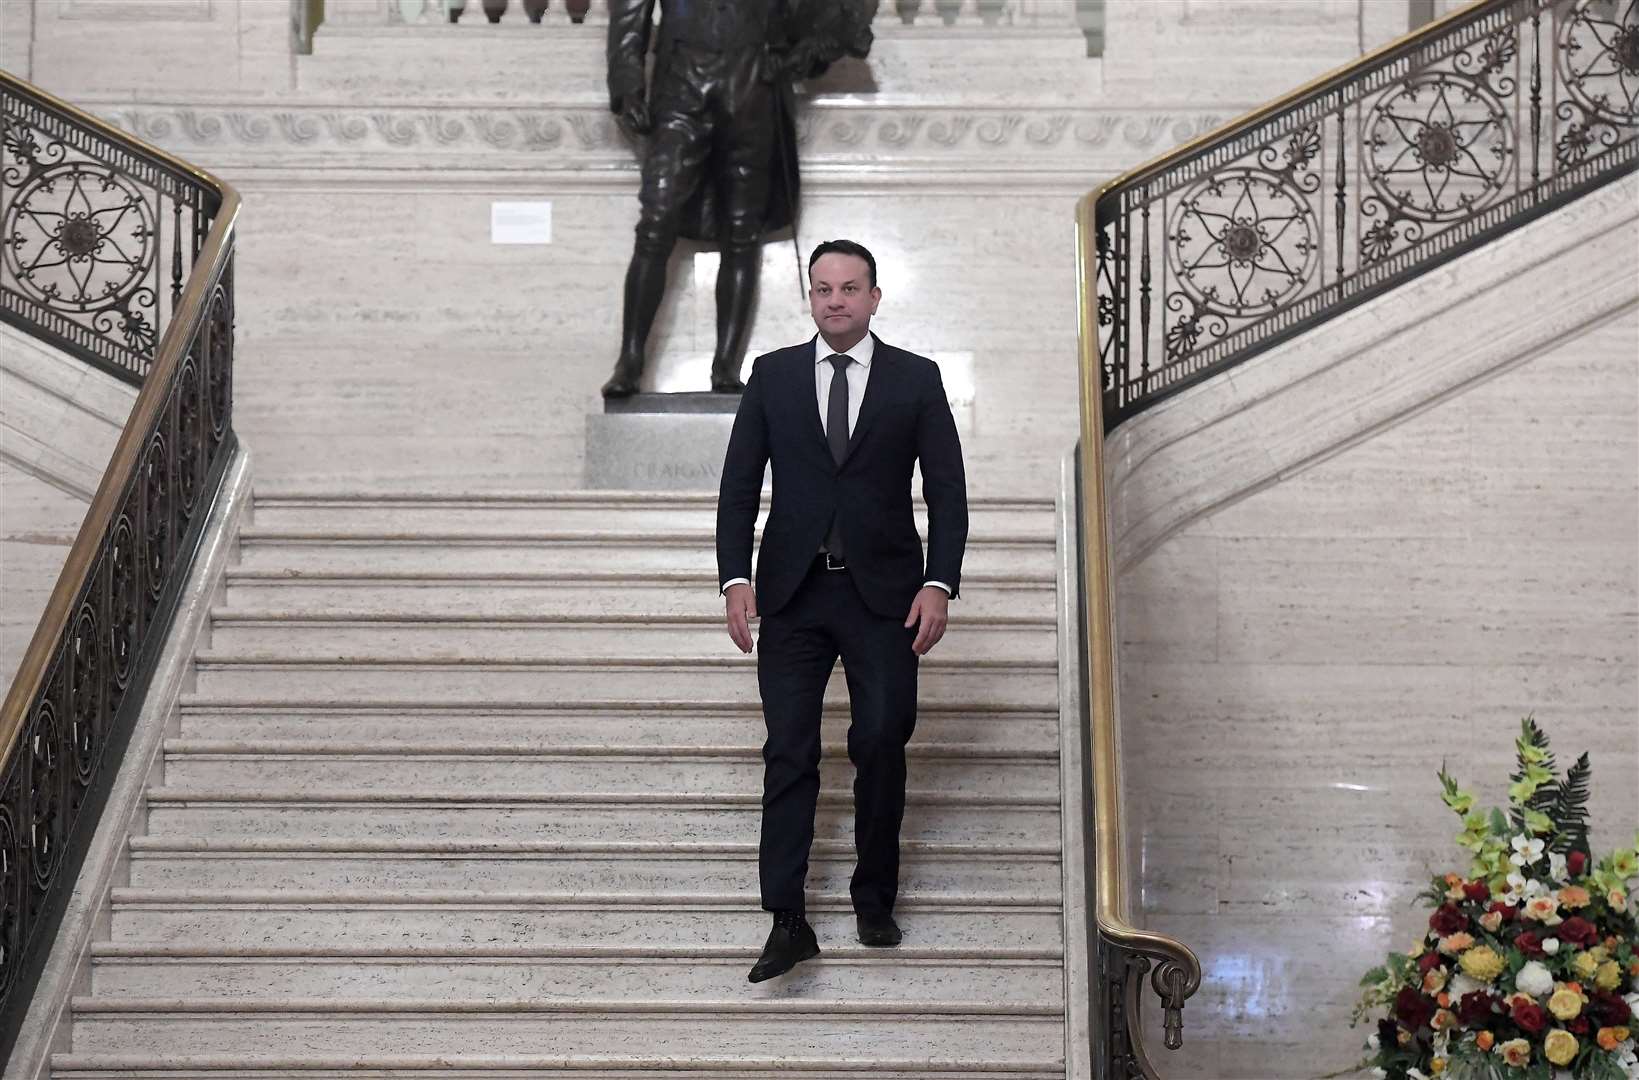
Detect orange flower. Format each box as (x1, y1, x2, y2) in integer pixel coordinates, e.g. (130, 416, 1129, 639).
(1437, 992, 1452, 1008)
(1598, 1026, 1627, 1051)
(1475, 1031, 1494, 1051)
(1431, 1008, 1458, 1031)
(1558, 885, 1591, 909)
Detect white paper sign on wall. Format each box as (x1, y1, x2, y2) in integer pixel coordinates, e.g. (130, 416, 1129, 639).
(491, 201, 552, 245)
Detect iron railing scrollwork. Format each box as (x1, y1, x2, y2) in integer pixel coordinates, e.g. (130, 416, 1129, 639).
(1, 76, 215, 385)
(0, 72, 239, 1056)
(1077, 0, 1635, 1074)
(1094, 0, 1639, 428)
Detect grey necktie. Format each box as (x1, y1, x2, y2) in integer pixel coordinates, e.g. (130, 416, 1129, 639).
(825, 354, 851, 558)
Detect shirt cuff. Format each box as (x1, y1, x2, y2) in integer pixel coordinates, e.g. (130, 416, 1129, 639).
(923, 581, 952, 596)
(720, 577, 752, 595)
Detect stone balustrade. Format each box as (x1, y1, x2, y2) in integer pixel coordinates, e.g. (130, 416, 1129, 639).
(320, 0, 1104, 54)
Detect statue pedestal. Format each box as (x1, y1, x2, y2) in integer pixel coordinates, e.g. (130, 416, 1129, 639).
(584, 392, 742, 491)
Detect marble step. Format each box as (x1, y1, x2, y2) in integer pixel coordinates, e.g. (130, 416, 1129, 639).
(158, 745, 1059, 798)
(172, 703, 1062, 754)
(86, 948, 1064, 1006)
(187, 656, 1059, 710)
(203, 613, 1057, 663)
(142, 792, 1061, 847)
(107, 898, 1065, 955)
(57, 1066, 1065, 1080)
(219, 569, 1056, 619)
(61, 1005, 1065, 1066)
(124, 840, 1063, 900)
(249, 491, 1056, 537)
(232, 531, 1055, 578)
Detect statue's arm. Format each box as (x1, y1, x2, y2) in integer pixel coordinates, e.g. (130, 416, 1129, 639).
(606, 0, 655, 114)
(606, 0, 658, 114)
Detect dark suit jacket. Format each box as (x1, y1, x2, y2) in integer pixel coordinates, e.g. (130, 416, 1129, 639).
(715, 334, 969, 620)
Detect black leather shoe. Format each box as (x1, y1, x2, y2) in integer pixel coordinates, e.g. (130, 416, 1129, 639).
(856, 912, 902, 948)
(747, 911, 819, 983)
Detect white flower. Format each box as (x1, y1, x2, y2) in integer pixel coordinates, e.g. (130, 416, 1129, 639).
(1549, 851, 1568, 882)
(1370, 1069, 1387, 1080)
(1626, 991, 1639, 1017)
(1523, 877, 1550, 899)
(1542, 937, 1560, 955)
(1511, 834, 1545, 867)
(1449, 972, 1484, 998)
(1367, 1033, 1380, 1050)
(1516, 960, 1554, 997)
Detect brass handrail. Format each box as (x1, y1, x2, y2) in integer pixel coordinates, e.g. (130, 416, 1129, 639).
(0, 71, 240, 773)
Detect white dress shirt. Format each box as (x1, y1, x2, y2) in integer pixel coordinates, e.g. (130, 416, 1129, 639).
(721, 334, 952, 599)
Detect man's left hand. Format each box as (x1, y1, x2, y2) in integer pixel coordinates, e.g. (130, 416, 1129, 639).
(904, 586, 949, 656)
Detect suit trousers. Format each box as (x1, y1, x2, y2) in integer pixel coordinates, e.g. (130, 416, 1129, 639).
(755, 559, 919, 918)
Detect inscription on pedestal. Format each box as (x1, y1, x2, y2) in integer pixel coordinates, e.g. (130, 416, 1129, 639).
(584, 412, 739, 491)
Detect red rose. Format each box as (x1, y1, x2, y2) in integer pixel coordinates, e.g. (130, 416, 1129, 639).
(1558, 915, 1598, 947)
(1457, 990, 1500, 1027)
(1515, 930, 1545, 957)
(1487, 901, 1518, 921)
(1418, 951, 1443, 974)
(1462, 880, 1490, 903)
(1511, 999, 1548, 1035)
(1590, 989, 1633, 1027)
(1568, 851, 1588, 876)
(1429, 903, 1467, 936)
(1397, 986, 1437, 1030)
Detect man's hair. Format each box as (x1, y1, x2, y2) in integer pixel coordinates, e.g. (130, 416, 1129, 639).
(807, 239, 877, 288)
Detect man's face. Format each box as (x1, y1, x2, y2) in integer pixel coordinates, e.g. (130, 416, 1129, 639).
(808, 253, 881, 345)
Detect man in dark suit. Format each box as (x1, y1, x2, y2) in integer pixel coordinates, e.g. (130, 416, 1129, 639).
(715, 239, 969, 983)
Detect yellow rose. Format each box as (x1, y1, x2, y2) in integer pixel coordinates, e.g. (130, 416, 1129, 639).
(1558, 885, 1591, 909)
(1573, 951, 1601, 979)
(1459, 945, 1505, 983)
(1544, 1029, 1578, 1066)
(1548, 984, 1588, 1021)
(1479, 911, 1503, 933)
(1430, 1058, 1447, 1075)
(1596, 959, 1622, 990)
(1497, 1038, 1531, 1067)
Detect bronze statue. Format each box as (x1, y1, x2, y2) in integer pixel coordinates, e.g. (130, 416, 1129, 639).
(602, 0, 877, 398)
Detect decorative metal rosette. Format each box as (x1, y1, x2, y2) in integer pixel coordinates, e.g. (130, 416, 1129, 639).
(25, 696, 62, 893)
(1363, 71, 1515, 223)
(1166, 166, 1319, 319)
(1558, 0, 1639, 126)
(1, 161, 157, 318)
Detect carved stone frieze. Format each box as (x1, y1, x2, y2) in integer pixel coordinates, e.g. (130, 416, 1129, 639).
(96, 102, 1225, 167)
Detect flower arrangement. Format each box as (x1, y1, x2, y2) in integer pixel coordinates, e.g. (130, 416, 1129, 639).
(1351, 718, 1639, 1080)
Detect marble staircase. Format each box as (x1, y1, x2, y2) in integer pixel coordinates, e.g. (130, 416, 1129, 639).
(50, 490, 1071, 1077)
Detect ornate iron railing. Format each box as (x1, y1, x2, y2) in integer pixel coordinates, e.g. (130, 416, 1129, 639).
(1076, 0, 1635, 1075)
(1, 78, 221, 385)
(1094, 0, 1639, 428)
(0, 71, 239, 1055)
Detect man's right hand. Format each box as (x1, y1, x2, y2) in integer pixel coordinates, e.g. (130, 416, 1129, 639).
(724, 582, 758, 654)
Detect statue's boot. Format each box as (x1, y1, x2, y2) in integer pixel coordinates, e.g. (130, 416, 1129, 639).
(710, 247, 759, 393)
(603, 249, 670, 399)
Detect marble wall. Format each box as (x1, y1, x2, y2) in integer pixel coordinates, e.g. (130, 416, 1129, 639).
(0, 0, 1421, 497)
(1117, 306, 1639, 1079)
